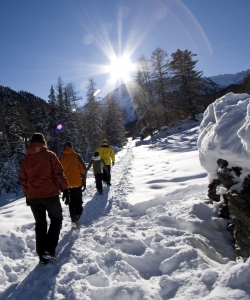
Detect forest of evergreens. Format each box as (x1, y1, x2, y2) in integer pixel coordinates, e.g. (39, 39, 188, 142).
(0, 47, 249, 194)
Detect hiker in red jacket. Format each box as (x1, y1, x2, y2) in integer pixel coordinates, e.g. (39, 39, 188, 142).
(20, 133, 69, 265)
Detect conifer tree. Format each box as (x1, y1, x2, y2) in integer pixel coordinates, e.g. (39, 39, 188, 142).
(55, 77, 66, 155)
(2, 98, 26, 166)
(170, 49, 203, 120)
(82, 78, 104, 153)
(0, 133, 11, 193)
(65, 82, 87, 156)
(47, 85, 59, 153)
(134, 56, 160, 137)
(30, 100, 48, 133)
(0, 98, 26, 192)
(150, 47, 171, 124)
(105, 96, 126, 147)
(0, 160, 19, 193)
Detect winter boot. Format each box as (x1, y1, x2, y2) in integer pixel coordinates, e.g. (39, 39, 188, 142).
(43, 251, 58, 261)
(39, 256, 49, 265)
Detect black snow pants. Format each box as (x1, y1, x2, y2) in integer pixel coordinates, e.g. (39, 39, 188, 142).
(69, 187, 83, 223)
(29, 195, 63, 259)
(94, 173, 103, 192)
(103, 165, 111, 184)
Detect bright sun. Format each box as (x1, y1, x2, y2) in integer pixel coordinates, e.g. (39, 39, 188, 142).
(107, 55, 135, 83)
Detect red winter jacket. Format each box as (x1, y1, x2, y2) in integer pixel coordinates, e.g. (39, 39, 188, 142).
(20, 142, 68, 199)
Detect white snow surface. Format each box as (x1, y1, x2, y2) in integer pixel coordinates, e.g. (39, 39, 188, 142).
(198, 92, 250, 184)
(0, 113, 250, 299)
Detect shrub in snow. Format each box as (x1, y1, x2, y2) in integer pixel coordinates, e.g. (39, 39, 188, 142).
(198, 92, 250, 260)
(0, 161, 19, 194)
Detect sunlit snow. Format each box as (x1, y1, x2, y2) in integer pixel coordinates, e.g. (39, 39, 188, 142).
(0, 105, 249, 299)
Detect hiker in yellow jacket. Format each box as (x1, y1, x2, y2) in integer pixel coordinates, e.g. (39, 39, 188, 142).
(60, 142, 86, 231)
(96, 139, 115, 186)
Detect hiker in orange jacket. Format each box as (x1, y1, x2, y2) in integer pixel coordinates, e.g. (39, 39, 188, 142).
(60, 142, 86, 231)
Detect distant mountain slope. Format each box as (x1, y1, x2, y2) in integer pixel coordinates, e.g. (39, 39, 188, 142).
(208, 69, 250, 87)
(0, 85, 47, 114)
(102, 81, 137, 123)
(0, 85, 48, 131)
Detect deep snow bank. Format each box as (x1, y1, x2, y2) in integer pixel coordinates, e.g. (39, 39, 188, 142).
(198, 92, 250, 182)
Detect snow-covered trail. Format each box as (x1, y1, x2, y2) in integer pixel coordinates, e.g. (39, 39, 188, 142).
(0, 140, 157, 300)
(1, 120, 250, 299)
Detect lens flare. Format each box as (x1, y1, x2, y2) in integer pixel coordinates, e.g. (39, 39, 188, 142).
(56, 124, 63, 130)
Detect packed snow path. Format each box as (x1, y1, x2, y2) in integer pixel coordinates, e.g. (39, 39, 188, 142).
(0, 118, 250, 299)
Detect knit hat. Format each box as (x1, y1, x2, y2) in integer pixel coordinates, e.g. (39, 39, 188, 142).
(94, 151, 99, 157)
(30, 133, 46, 145)
(63, 141, 72, 149)
(103, 139, 108, 143)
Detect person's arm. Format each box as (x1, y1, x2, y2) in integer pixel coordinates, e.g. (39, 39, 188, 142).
(101, 159, 109, 174)
(50, 153, 68, 191)
(77, 154, 87, 173)
(20, 159, 28, 195)
(86, 159, 93, 172)
(110, 148, 115, 164)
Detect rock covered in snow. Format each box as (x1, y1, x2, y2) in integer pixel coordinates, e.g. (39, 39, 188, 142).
(198, 92, 250, 260)
(198, 92, 250, 182)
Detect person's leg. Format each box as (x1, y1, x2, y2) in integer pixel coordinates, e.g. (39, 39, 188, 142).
(94, 174, 99, 190)
(74, 187, 83, 222)
(44, 196, 63, 256)
(69, 187, 83, 222)
(102, 168, 108, 183)
(95, 173, 103, 193)
(68, 188, 75, 222)
(106, 165, 111, 185)
(29, 199, 47, 259)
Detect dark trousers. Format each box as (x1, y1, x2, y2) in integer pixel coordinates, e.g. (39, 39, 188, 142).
(103, 165, 111, 184)
(95, 173, 103, 192)
(29, 196, 63, 258)
(69, 187, 83, 223)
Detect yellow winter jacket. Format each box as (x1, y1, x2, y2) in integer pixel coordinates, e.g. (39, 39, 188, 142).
(96, 142, 115, 166)
(60, 146, 86, 188)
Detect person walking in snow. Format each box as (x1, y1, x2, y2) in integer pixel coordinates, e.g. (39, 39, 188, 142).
(96, 139, 115, 186)
(60, 142, 86, 231)
(20, 133, 69, 265)
(86, 151, 108, 195)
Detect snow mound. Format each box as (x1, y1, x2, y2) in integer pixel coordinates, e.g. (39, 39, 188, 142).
(197, 92, 250, 182)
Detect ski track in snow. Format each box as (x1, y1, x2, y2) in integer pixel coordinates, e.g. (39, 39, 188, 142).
(0, 120, 250, 299)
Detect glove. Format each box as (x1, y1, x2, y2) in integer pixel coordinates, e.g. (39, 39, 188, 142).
(26, 197, 30, 206)
(62, 189, 70, 205)
(112, 162, 115, 166)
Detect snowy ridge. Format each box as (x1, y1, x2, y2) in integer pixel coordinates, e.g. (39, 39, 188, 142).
(208, 69, 250, 87)
(0, 115, 250, 299)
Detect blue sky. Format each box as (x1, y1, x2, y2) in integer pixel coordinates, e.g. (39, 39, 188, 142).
(0, 0, 249, 105)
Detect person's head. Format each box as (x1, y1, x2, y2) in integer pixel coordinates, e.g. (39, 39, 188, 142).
(94, 151, 99, 157)
(103, 139, 108, 144)
(63, 141, 72, 149)
(30, 133, 47, 145)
